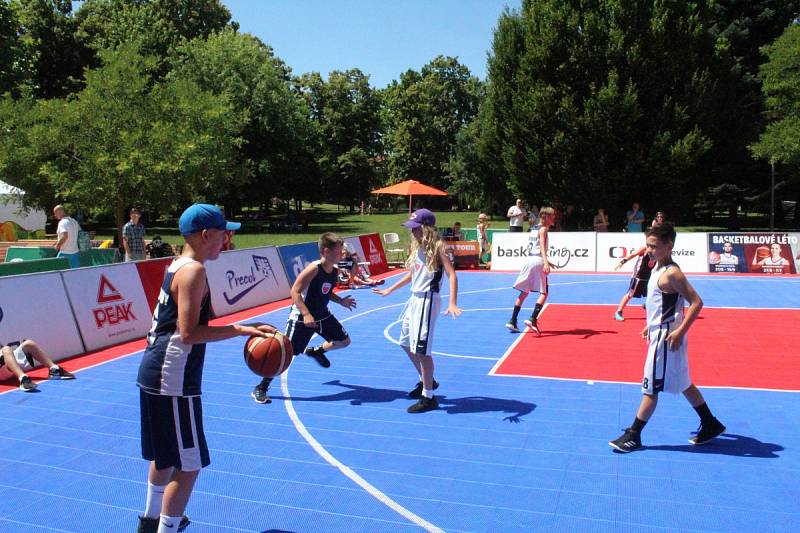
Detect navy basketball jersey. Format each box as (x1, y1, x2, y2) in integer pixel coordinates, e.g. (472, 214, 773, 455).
(137, 257, 211, 396)
(646, 263, 685, 327)
(633, 254, 656, 281)
(288, 261, 338, 321)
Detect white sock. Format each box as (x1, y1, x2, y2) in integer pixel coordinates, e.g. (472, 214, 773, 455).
(158, 515, 182, 533)
(143, 482, 166, 519)
(422, 389, 433, 399)
(49, 365, 59, 371)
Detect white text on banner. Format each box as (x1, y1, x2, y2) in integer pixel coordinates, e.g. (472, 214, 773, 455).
(0, 272, 85, 361)
(204, 246, 292, 316)
(61, 263, 153, 351)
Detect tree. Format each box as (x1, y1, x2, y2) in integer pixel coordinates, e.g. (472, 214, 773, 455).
(0, 1, 28, 95)
(384, 56, 482, 191)
(168, 29, 318, 214)
(14, 44, 244, 236)
(299, 69, 383, 211)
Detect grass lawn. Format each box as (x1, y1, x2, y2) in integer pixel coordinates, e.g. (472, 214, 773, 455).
(93, 204, 488, 251)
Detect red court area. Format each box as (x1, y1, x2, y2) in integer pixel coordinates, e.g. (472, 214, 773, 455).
(493, 304, 800, 391)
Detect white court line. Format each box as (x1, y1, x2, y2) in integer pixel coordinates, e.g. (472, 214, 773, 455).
(488, 303, 550, 375)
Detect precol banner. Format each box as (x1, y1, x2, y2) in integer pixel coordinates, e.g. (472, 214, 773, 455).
(707, 232, 798, 275)
(596, 232, 707, 273)
(61, 263, 153, 351)
(204, 246, 292, 316)
(358, 233, 389, 275)
(490, 232, 596, 271)
(0, 272, 85, 361)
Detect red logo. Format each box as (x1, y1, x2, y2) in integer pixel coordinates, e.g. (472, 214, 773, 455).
(97, 275, 123, 303)
(321, 282, 332, 294)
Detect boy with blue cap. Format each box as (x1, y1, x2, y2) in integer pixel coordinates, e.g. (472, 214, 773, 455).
(136, 204, 276, 533)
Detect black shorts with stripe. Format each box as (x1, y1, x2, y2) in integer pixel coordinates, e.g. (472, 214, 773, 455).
(140, 389, 210, 471)
(285, 314, 348, 355)
(628, 277, 647, 298)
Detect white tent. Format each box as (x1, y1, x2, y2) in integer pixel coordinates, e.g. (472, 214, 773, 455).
(0, 179, 47, 241)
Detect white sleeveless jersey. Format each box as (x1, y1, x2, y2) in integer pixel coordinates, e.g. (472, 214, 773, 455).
(527, 225, 542, 256)
(409, 248, 443, 294)
(646, 263, 685, 327)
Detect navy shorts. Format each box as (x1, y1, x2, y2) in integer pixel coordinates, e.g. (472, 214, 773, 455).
(140, 389, 210, 471)
(285, 314, 348, 355)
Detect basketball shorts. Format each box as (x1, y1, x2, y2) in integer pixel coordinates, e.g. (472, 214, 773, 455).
(628, 276, 648, 298)
(140, 390, 210, 471)
(399, 292, 441, 356)
(0, 344, 33, 381)
(513, 257, 548, 294)
(285, 314, 348, 356)
(642, 322, 691, 395)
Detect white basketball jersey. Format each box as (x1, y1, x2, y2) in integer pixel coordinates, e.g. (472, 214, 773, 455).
(646, 263, 684, 327)
(527, 225, 542, 256)
(409, 248, 443, 294)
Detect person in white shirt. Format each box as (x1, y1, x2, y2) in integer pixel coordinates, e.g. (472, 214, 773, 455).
(53, 205, 81, 268)
(507, 199, 527, 233)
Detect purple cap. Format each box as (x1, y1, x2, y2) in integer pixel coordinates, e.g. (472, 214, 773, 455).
(402, 208, 436, 228)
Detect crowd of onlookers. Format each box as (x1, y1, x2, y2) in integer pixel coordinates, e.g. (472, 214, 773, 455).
(506, 200, 665, 233)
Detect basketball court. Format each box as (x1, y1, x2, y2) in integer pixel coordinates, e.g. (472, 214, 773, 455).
(2, 271, 799, 532)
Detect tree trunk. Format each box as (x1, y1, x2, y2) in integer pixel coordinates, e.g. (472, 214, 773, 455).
(114, 202, 127, 256)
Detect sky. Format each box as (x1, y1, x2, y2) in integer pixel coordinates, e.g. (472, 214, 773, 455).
(222, 0, 522, 87)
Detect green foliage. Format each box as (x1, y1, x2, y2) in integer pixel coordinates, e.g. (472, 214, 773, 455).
(751, 23, 800, 167)
(0, 1, 28, 95)
(384, 56, 482, 190)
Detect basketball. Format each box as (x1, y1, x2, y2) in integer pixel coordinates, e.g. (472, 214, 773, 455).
(755, 246, 771, 259)
(244, 332, 293, 377)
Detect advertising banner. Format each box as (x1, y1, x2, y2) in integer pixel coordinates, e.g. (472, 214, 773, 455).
(491, 232, 596, 271)
(205, 247, 292, 316)
(791, 233, 800, 274)
(0, 272, 84, 361)
(358, 233, 389, 275)
(708, 232, 798, 275)
(596, 232, 646, 273)
(668, 232, 707, 273)
(444, 241, 481, 269)
(61, 263, 152, 351)
(277, 241, 320, 285)
(135, 257, 173, 313)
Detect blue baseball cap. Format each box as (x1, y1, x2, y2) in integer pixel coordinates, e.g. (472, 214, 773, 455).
(178, 204, 241, 236)
(402, 208, 436, 228)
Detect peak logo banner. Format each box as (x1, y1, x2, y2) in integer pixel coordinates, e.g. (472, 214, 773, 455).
(206, 247, 292, 315)
(0, 273, 84, 361)
(358, 233, 388, 274)
(491, 232, 596, 271)
(62, 263, 151, 351)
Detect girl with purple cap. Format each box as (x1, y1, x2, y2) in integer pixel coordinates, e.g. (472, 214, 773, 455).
(373, 208, 461, 413)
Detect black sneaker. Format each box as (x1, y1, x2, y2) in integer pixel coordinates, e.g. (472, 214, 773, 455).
(689, 418, 726, 445)
(137, 515, 190, 533)
(19, 375, 36, 392)
(407, 396, 438, 413)
(251, 388, 271, 404)
(523, 317, 540, 335)
(609, 428, 642, 453)
(178, 515, 190, 532)
(408, 380, 440, 399)
(48, 367, 75, 380)
(305, 346, 331, 368)
(505, 321, 520, 333)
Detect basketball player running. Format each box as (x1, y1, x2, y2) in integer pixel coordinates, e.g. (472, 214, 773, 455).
(613, 245, 653, 321)
(137, 204, 275, 533)
(373, 209, 460, 413)
(505, 207, 555, 334)
(609, 223, 725, 453)
(252, 233, 356, 404)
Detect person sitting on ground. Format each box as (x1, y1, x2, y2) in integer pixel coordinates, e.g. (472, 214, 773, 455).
(337, 248, 384, 288)
(0, 339, 75, 392)
(349, 251, 385, 287)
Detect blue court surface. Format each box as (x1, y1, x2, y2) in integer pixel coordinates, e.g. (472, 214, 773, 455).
(2, 271, 799, 532)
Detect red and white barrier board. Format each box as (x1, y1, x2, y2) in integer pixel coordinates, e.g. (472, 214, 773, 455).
(61, 263, 153, 351)
(491, 232, 597, 271)
(0, 272, 85, 361)
(204, 246, 292, 316)
(135, 257, 173, 313)
(358, 233, 388, 274)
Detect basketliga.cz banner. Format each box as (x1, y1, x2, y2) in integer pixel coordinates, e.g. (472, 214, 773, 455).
(491, 232, 596, 271)
(708, 232, 798, 275)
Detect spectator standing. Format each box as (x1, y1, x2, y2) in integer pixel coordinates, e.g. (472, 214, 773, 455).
(562, 205, 579, 231)
(528, 205, 540, 230)
(626, 202, 645, 232)
(53, 205, 81, 268)
(594, 208, 609, 232)
(507, 199, 527, 233)
(652, 211, 665, 227)
(123, 208, 146, 262)
(477, 213, 490, 261)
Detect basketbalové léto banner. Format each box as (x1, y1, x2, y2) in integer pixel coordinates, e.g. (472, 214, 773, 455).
(707, 232, 798, 275)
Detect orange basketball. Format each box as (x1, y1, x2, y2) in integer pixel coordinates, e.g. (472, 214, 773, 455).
(755, 246, 771, 259)
(244, 332, 293, 378)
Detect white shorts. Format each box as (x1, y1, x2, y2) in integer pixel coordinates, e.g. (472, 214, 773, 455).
(513, 257, 548, 294)
(398, 292, 441, 356)
(0, 345, 32, 381)
(642, 323, 691, 395)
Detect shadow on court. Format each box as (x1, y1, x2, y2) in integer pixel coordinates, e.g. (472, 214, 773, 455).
(537, 328, 619, 339)
(260, 529, 297, 533)
(283, 380, 536, 421)
(646, 433, 783, 458)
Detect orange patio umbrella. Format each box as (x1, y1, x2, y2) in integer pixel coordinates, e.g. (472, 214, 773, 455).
(371, 179, 448, 215)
